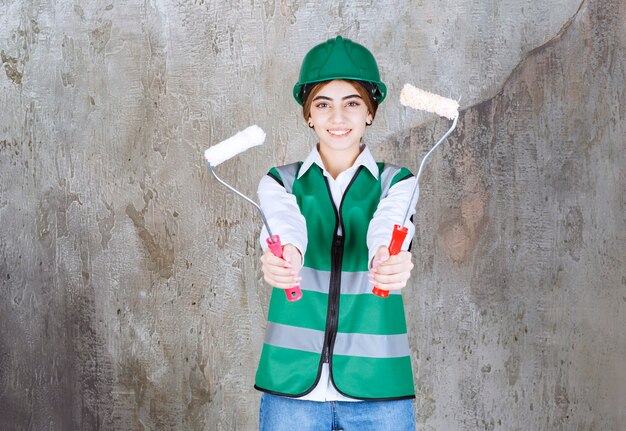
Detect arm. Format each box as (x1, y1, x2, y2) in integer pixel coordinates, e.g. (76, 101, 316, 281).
(258, 174, 307, 288)
(367, 176, 418, 291)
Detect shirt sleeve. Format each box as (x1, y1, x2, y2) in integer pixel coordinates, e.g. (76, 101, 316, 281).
(258, 174, 307, 259)
(366, 176, 418, 267)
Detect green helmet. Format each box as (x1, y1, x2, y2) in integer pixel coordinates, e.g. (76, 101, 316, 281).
(293, 36, 387, 105)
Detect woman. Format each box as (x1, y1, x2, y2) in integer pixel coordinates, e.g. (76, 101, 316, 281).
(255, 36, 418, 430)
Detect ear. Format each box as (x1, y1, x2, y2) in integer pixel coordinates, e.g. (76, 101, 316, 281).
(366, 113, 373, 125)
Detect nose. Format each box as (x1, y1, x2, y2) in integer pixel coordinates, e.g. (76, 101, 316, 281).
(330, 106, 345, 124)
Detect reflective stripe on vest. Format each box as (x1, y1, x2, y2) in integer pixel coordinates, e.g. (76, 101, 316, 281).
(265, 322, 410, 358)
(298, 266, 402, 295)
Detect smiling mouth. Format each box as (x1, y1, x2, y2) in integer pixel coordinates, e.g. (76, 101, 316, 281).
(328, 129, 351, 136)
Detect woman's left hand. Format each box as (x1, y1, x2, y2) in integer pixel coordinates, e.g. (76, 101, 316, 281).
(368, 246, 414, 292)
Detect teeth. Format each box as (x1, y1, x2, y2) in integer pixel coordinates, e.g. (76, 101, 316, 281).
(328, 130, 350, 136)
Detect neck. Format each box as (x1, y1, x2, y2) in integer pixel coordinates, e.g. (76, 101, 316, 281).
(319, 144, 361, 179)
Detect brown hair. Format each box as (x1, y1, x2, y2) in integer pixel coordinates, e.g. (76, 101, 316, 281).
(302, 80, 379, 123)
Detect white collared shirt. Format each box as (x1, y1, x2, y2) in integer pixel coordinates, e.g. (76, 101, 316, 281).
(258, 144, 418, 401)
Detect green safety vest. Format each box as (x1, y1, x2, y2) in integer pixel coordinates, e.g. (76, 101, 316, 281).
(254, 161, 416, 400)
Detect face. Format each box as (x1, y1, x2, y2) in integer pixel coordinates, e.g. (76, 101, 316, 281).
(307, 80, 373, 155)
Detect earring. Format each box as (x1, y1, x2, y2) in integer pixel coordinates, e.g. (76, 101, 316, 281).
(308, 122, 314, 128)
(366, 120, 372, 126)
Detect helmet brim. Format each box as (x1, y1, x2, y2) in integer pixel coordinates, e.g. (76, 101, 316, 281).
(293, 78, 387, 106)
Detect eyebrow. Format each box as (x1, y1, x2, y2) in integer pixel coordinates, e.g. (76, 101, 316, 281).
(312, 94, 363, 102)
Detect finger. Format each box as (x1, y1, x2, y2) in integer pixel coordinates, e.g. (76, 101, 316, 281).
(265, 264, 299, 278)
(265, 276, 302, 290)
(372, 246, 390, 268)
(369, 270, 410, 285)
(368, 280, 406, 292)
(375, 261, 414, 276)
(282, 247, 302, 270)
(373, 281, 408, 291)
(265, 269, 302, 285)
(375, 252, 413, 272)
(262, 251, 291, 268)
(266, 274, 300, 287)
(379, 252, 411, 265)
(368, 273, 409, 290)
(284, 244, 302, 270)
(266, 272, 301, 283)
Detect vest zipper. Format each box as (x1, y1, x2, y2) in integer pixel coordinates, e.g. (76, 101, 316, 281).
(320, 166, 363, 365)
(322, 234, 344, 362)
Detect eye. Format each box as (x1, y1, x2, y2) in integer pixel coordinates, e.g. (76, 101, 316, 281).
(315, 102, 329, 109)
(346, 100, 361, 107)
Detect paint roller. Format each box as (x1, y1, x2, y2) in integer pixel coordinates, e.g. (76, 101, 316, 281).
(372, 84, 460, 298)
(204, 125, 303, 302)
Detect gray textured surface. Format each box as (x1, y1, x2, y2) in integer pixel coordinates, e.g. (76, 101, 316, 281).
(1, 0, 624, 429)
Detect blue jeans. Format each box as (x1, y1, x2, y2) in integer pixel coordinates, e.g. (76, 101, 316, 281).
(258, 393, 416, 431)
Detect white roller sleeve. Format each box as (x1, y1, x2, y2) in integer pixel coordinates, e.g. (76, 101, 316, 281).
(400, 84, 459, 120)
(204, 125, 266, 166)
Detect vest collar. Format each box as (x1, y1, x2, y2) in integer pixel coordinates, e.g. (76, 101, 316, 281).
(297, 143, 379, 180)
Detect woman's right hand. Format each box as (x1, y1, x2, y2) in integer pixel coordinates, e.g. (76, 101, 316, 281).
(260, 244, 302, 289)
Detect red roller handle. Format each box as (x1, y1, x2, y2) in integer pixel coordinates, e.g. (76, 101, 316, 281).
(266, 235, 303, 302)
(372, 224, 409, 298)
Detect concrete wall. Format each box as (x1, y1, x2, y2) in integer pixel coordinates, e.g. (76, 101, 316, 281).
(1, 0, 624, 429)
